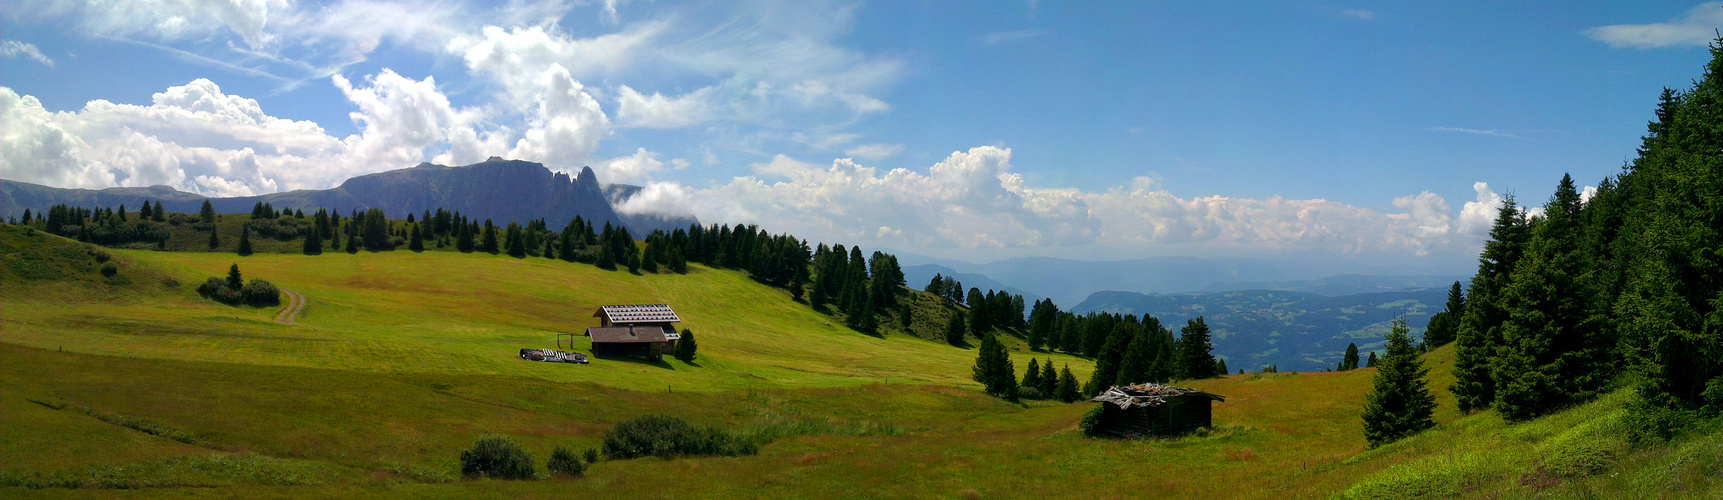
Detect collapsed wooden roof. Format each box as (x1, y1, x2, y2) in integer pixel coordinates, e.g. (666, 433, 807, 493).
(587, 326, 673, 343)
(594, 304, 681, 324)
(1091, 383, 1225, 410)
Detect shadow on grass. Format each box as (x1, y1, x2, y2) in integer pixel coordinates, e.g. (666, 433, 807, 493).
(591, 352, 676, 369)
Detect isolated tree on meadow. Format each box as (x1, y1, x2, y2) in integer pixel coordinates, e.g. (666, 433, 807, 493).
(1361, 319, 1437, 448)
(1342, 343, 1360, 371)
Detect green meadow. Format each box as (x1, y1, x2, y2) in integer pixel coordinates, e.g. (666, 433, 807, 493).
(3, 224, 1719, 498)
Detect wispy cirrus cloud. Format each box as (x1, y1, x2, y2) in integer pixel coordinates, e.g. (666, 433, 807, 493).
(1586, 2, 1723, 49)
(0, 40, 54, 67)
(1425, 126, 1521, 139)
(984, 29, 1053, 45)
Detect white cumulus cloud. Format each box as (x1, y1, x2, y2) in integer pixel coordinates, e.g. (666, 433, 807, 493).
(1586, 2, 1723, 49)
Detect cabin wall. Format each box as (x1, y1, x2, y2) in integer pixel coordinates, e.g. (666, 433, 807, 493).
(1099, 396, 1214, 436)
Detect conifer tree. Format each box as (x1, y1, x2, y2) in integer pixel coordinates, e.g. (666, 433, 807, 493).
(302, 227, 322, 255)
(1423, 282, 1466, 348)
(1056, 365, 1082, 403)
(199, 200, 216, 223)
(1216, 359, 1228, 376)
(945, 313, 967, 346)
(456, 223, 474, 253)
(1039, 358, 1058, 395)
(1361, 319, 1437, 447)
(505, 222, 526, 257)
(482, 221, 498, 254)
(1493, 174, 1612, 421)
(1176, 317, 1217, 380)
(345, 228, 359, 253)
(409, 224, 424, 252)
(542, 236, 554, 259)
(153, 201, 166, 221)
(967, 288, 988, 334)
(226, 263, 243, 289)
(208, 226, 220, 250)
(673, 328, 698, 362)
(670, 246, 688, 274)
(1342, 343, 1360, 371)
(597, 242, 617, 270)
(971, 333, 1017, 399)
(1022, 358, 1043, 394)
(1115, 324, 1161, 385)
(1451, 196, 1529, 412)
(1366, 351, 1377, 368)
(642, 245, 659, 273)
(627, 249, 642, 273)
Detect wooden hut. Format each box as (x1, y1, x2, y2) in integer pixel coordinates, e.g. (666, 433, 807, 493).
(587, 305, 681, 360)
(1089, 383, 1224, 436)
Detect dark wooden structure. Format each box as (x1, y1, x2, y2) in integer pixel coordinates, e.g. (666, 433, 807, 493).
(587, 305, 682, 361)
(1090, 383, 1224, 437)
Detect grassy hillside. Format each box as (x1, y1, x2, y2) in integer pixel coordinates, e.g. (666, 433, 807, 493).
(3, 223, 1720, 497)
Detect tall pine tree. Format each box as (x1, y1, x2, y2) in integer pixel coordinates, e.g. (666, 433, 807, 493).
(1361, 319, 1437, 448)
(1451, 196, 1529, 413)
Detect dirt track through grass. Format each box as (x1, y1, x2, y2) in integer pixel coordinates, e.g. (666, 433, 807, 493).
(273, 289, 305, 326)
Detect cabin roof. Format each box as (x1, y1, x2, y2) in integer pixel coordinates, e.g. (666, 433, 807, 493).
(593, 304, 680, 324)
(1091, 383, 1225, 410)
(587, 326, 670, 344)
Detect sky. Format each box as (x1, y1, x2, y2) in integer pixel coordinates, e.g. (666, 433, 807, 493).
(2, 1, 1720, 270)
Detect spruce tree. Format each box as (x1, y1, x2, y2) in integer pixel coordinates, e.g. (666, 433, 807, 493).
(226, 263, 243, 289)
(1056, 365, 1082, 403)
(1361, 319, 1437, 448)
(409, 224, 424, 252)
(670, 246, 688, 274)
(1451, 196, 1529, 412)
(208, 226, 220, 251)
(482, 221, 498, 254)
(1216, 358, 1228, 376)
(345, 230, 359, 253)
(505, 223, 526, 257)
(455, 223, 474, 253)
(597, 243, 617, 270)
(237, 226, 252, 256)
(1115, 326, 1160, 385)
(627, 249, 642, 273)
(673, 328, 698, 362)
(1423, 282, 1466, 348)
(1366, 351, 1377, 368)
(153, 201, 166, 221)
(1040, 358, 1058, 395)
(967, 288, 988, 334)
(542, 236, 554, 259)
(1492, 174, 1612, 422)
(1176, 317, 1217, 380)
(302, 227, 322, 255)
(199, 200, 216, 223)
(945, 313, 967, 346)
(1342, 343, 1360, 371)
(971, 333, 1017, 399)
(1022, 358, 1043, 395)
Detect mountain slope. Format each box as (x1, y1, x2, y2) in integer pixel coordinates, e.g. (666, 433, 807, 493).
(0, 157, 695, 234)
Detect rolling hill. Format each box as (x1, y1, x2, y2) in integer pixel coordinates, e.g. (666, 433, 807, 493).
(2, 223, 1719, 498)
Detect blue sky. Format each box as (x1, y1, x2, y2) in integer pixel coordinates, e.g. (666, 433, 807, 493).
(2, 1, 1719, 268)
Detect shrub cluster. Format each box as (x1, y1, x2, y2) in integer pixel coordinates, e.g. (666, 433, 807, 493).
(1079, 404, 1106, 437)
(459, 436, 536, 480)
(545, 447, 584, 477)
(600, 415, 757, 460)
(247, 217, 304, 241)
(196, 264, 280, 307)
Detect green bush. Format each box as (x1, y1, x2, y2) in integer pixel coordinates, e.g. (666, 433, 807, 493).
(1016, 387, 1046, 400)
(601, 415, 757, 460)
(99, 262, 117, 277)
(459, 435, 536, 480)
(196, 273, 280, 307)
(546, 447, 584, 477)
(1079, 404, 1107, 437)
(583, 448, 600, 464)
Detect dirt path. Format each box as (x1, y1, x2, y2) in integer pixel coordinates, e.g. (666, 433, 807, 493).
(274, 289, 306, 325)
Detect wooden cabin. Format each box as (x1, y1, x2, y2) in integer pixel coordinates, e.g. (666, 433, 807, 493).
(587, 304, 681, 360)
(1089, 383, 1225, 436)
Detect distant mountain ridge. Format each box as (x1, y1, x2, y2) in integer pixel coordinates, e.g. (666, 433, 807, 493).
(1073, 287, 1449, 372)
(0, 157, 695, 234)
